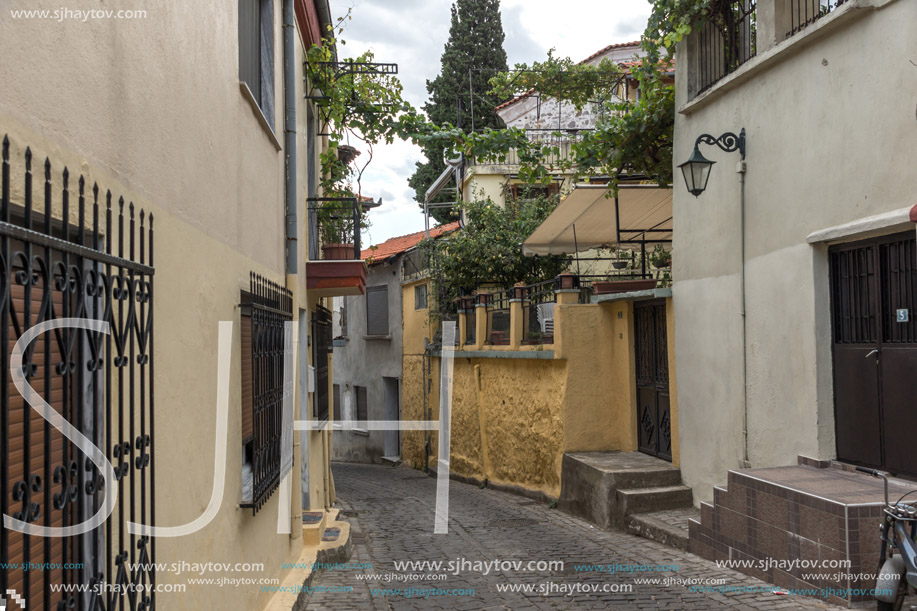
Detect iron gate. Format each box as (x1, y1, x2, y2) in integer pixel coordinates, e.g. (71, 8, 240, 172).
(634, 300, 671, 461)
(312, 305, 331, 421)
(0, 137, 155, 610)
(830, 232, 917, 476)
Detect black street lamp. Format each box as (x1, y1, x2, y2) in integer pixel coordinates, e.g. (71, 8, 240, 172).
(678, 128, 746, 197)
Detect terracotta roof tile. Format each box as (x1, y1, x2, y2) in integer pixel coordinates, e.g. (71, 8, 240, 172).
(361, 221, 460, 263)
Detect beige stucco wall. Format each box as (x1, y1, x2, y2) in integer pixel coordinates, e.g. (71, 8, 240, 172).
(672, 0, 917, 502)
(0, 1, 332, 608)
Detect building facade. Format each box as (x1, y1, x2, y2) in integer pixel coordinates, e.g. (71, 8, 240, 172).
(0, 1, 358, 609)
(672, 0, 917, 504)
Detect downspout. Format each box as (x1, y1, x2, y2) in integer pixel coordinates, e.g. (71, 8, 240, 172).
(283, 0, 297, 276)
(282, 0, 302, 539)
(738, 158, 749, 469)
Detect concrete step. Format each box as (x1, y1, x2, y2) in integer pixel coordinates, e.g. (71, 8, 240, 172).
(380, 455, 402, 467)
(625, 507, 699, 551)
(617, 485, 693, 516)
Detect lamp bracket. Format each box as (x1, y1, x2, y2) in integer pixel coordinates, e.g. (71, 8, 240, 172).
(695, 128, 746, 159)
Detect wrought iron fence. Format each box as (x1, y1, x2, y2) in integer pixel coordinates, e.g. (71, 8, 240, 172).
(521, 279, 557, 345)
(241, 273, 292, 514)
(0, 136, 155, 609)
(786, 0, 846, 37)
(459, 296, 476, 345)
(696, 0, 757, 95)
(485, 289, 512, 345)
(307, 197, 362, 261)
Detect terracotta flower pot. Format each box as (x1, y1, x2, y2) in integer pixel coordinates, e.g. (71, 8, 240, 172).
(557, 273, 577, 290)
(592, 279, 658, 295)
(322, 243, 355, 260)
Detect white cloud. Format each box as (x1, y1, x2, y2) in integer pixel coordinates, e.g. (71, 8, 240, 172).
(327, 0, 650, 243)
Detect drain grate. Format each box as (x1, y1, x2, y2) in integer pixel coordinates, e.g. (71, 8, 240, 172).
(486, 518, 539, 528)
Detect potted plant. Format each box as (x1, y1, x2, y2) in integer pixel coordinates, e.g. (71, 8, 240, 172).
(612, 248, 631, 270)
(317, 196, 371, 260)
(649, 244, 671, 269)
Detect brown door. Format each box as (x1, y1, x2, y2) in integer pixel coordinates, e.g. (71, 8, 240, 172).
(830, 232, 917, 476)
(634, 300, 672, 461)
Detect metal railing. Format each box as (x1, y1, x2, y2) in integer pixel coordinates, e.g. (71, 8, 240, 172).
(307, 197, 362, 261)
(468, 128, 591, 170)
(786, 0, 846, 37)
(485, 289, 513, 345)
(696, 1, 757, 95)
(521, 279, 557, 345)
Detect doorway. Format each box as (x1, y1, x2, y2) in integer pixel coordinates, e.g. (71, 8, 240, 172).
(382, 377, 401, 460)
(830, 232, 917, 476)
(634, 300, 672, 461)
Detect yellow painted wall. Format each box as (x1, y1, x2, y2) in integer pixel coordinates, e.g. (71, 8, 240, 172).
(401, 297, 679, 498)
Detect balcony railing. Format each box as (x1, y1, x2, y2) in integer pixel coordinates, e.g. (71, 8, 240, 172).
(786, 0, 846, 37)
(695, 1, 757, 95)
(308, 197, 362, 261)
(484, 289, 513, 345)
(468, 129, 591, 170)
(521, 279, 557, 345)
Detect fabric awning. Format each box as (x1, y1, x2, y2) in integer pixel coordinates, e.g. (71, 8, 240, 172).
(522, 184, 673, 256)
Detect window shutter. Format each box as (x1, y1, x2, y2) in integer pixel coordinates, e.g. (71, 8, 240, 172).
(258, 0, 274, 129)
(332, 384, 341, 422)
(366, 285, 389, 336)
(356, 386, 368, 422)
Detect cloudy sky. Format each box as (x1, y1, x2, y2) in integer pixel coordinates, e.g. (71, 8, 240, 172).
(327, 0, 652, 244)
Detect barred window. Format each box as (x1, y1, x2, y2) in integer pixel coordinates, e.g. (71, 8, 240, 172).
(240, 274, 292, 514)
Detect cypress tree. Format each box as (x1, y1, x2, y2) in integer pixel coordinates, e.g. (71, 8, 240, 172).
(409, 0, 508, 223)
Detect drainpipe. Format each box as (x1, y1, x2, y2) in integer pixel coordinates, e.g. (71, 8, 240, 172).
(283, 0, 297, 276)
(282, 0, 303, 539)
(738, 158, 750, 469)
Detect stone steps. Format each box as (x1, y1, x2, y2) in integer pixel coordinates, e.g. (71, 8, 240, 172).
(624, 507, 699, 551)
(558, 451, 693, 531)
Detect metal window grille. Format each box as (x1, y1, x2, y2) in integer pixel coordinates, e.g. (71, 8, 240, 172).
(366, 285, 389, 336)
(240, 273, 291, 514)
(696, 1, 757, 95)
(786, 0, 847, 37)
(0, 136, 155, 609)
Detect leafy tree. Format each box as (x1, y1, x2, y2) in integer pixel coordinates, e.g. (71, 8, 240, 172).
(408, 0, 509, 223)
(422, 193, 567, 320)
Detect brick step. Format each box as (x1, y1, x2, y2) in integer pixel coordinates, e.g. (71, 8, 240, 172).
(625, 507, 699, 551)
(617, 485, 694, 515)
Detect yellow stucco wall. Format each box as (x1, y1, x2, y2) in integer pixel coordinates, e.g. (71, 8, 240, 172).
(401, 296, 679, 499)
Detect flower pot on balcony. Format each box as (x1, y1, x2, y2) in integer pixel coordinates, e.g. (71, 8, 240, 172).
(592, 279, 658, 295)
(612, 261, 629, 270)
(322, 243, 355, 260)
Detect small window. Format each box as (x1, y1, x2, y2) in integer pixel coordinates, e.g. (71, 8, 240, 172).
(366, 285, 389, 336)
(332, 384, 341, 422)
(414, 284, 428, 310)
(511, 183, 559, 202)
(238, 0, 275, 129)
(355, 386, 368, 423)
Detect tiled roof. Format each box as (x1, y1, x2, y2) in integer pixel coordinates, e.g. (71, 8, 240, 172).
(361, 221, 460, 264)
(495, 41, 642, 111)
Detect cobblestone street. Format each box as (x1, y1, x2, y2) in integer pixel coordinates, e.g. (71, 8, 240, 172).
(303, 463, 846, 610)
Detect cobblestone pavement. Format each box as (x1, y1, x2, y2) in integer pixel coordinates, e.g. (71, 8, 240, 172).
(304, 463, 847, 610)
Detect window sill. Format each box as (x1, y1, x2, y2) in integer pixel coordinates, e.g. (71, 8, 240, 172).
(679, 0, 887, 116)
(239, 82, 281, 151)
(351, 429, 370, 437)
(364, 334, 392, 341)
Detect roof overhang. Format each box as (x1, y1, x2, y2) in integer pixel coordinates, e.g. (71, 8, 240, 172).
(522, 184, 673, 256)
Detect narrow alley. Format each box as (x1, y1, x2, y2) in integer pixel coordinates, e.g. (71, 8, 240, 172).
(303, 464, 844, 610)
